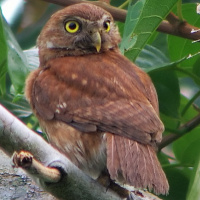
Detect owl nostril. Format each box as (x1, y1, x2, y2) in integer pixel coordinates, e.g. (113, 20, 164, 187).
(89, 29, 102, 35)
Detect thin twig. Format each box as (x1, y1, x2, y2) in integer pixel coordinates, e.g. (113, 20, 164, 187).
(181, 91, 200, 116)
(159, 113, 200, 150)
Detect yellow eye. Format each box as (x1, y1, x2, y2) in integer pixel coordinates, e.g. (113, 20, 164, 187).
(65, 21, 80, 33)
(103, 20, 110, 32)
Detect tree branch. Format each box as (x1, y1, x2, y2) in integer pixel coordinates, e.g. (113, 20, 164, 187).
(157, 12, 200, 41)
(42, 0, 127, 22)
(41, 0, 200, 41)
(159, 113, 200, 150)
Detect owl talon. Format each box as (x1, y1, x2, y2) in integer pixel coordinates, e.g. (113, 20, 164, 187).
(12, 151, 33, 169)
(96, 170, 111, 189)
(97, 170, 130, 198)
(126, 192, 137, 200)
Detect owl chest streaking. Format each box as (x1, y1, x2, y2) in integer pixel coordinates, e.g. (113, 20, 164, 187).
(25, 3, 169, 195)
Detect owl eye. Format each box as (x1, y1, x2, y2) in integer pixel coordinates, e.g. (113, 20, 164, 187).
(103, 20, 110, 32)
(65, 21, 80, 33)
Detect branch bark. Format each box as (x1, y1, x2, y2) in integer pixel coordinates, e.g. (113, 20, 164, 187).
(42, 0, 127, 22)
(41, 0, 200, 41)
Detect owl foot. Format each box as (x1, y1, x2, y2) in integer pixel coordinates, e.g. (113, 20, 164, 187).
(97, 170, 130, 198)
(12, 150, 33, 168)
(12, 150, 61, 183)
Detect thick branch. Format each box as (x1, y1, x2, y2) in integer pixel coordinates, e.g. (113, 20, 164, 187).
(157, 12, 200, 41)
(42, 0, 126, 22)
(159, 113, 200, 150)
(41, 0, 200, 41)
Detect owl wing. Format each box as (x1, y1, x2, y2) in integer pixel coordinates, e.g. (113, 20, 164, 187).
(30, 53, 163, 145)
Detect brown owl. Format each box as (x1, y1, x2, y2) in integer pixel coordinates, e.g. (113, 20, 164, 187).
(25, 3, 169, 195)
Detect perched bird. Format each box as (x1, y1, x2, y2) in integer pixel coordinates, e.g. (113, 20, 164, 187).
(25, 3, 169, 195)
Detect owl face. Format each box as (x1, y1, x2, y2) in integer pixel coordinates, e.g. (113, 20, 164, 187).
(37, 3, 121, 65)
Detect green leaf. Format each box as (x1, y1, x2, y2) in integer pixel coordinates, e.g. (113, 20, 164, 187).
(187, 156, 200, 200)
(160, 168, 189, 200)
(3, 16, 29, 94)
(160, 112, 179, 133)
(168, 4, 200, 70)
(173, 126, 200, 165)
(172, 94, 200, 166)
(0, 9, 7, 95)
(0, 93, 32, 119)
(135, 44, 169, 71)
(150, 69, 180, 118)
(179, 93, 199, 123)
(24, 48, 39, 71)
(193, 56, 200, 82)
(136, 44, 193, 73)
(120, 0, 177, 61)
(151, 33, 170, 57)
(158, 152, 170, 165)
(120, 0, 144, 55)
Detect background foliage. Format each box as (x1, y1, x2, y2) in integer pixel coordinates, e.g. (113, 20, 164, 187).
(1, 0, 200, 199)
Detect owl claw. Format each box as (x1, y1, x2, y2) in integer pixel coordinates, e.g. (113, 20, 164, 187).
(12, 151, 33, 169)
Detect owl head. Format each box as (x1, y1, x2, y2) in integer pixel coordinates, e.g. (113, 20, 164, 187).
(37, 3, 121, 66)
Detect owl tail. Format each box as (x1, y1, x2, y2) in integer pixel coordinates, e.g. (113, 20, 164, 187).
(106, 133, 169, 195)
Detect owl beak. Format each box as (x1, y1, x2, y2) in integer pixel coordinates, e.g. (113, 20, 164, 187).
(91, 31, 101, 52)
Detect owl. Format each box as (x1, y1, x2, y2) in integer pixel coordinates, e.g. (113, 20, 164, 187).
(25, 3, 169, 195)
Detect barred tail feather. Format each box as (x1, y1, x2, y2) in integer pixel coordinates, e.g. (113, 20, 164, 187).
(106, 134, 169, 195)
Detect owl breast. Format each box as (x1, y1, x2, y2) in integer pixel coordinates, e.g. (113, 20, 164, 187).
(39, 119, 106, 179)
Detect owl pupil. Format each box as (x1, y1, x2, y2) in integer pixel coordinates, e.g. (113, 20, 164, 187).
(103, 22, 108, 29)
(69, 22, 76, 30)
(103, 20, 110, 32)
